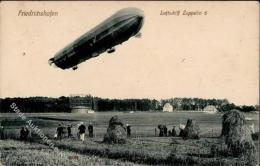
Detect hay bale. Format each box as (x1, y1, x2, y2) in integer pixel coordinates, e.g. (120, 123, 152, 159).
(103, 125, 127, 144)
(182, 119, 199, 139)
(103, 116, 127, 144)
(108, 115, 124, 127)
(220, 109, 256, 165)
(221, 109, 246, 137)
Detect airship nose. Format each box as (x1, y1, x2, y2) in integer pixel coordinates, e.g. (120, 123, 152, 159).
(137, 15, 144, 24)
(136, 15, 144, 29)
(136, 8, 144, 22)
(135, 11, 144, 32)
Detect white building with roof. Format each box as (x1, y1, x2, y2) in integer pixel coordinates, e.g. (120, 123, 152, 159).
(203, 105, 218, 114)
(163, 103, 173, 112)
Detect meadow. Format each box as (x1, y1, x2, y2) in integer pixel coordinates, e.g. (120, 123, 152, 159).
(0, 140, 143, 166)
(1, 111, 259, 138)
(0, 111, 259, 165)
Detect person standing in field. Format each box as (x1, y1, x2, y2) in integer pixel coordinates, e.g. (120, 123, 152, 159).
(168, 130, 172, 136)
(67, 124, 72, 138)
(126, 124, 131, 137)
(24, 127, 30, 141)
(57, 124, 63, 140)
(179, 124, 185, 137)
(172, 126, 177, 137)
(163, 125, 168, 137)
(0, 125, 4, 139)
(20, 127, 27, 141)
(158, 125, 164, 137)
(78, 122, 86, 141)
(20, 127, 29, 141)
(88, 123, 94, 138)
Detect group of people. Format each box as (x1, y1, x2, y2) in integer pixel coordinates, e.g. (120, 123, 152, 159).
(15, 122, 186, 141)
(157, 124, 184, 137)
(17, 122, 128, 142)
(157, 125, 168, 137)
(55, 122, 94, 141)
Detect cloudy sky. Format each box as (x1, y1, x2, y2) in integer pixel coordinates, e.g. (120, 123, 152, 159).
(0, 1, 259, 105)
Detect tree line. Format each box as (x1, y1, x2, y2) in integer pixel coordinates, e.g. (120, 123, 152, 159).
(0, 97, 71, 113)
(0, 96, 258, 113)
(93, 98, 159, 111)
(160, 98, 258, 112)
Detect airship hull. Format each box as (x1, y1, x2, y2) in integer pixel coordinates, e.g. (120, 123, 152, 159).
(49, 7, 144, 70)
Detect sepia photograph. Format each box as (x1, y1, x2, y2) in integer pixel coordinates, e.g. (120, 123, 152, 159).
(0, 1, 259, 166)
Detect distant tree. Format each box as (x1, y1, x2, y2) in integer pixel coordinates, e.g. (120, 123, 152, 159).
(239, 105, 256, 112)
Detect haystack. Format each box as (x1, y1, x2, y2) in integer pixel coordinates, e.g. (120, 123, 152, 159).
(103, 116, 127, 144)
(108, 115, 124, 127)
(220, 109, 256, 165)
(221, 109, 245, 137)
(182, 119, 199, 139)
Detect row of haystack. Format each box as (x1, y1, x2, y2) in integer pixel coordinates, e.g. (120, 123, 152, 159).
(103, 110, 256, 165)
(102, 115, 201, 144)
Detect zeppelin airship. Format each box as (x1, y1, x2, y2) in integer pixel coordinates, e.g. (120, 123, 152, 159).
(48, 7, 144, 70)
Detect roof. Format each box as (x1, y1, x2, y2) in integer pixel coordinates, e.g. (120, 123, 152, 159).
(203, 105, 218, 112)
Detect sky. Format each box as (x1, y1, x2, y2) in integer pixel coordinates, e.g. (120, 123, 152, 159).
(0, 1, 259, 105)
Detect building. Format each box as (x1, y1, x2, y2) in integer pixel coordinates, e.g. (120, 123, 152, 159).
(203, 105, 218, 114)
(163, 103, 173, 112)
(69, 95, 93, 113)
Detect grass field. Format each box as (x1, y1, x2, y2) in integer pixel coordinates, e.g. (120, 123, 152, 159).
(0, 140, 144, 166)
(1, 111, 259, 138)
(0, 111, 259, 165)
